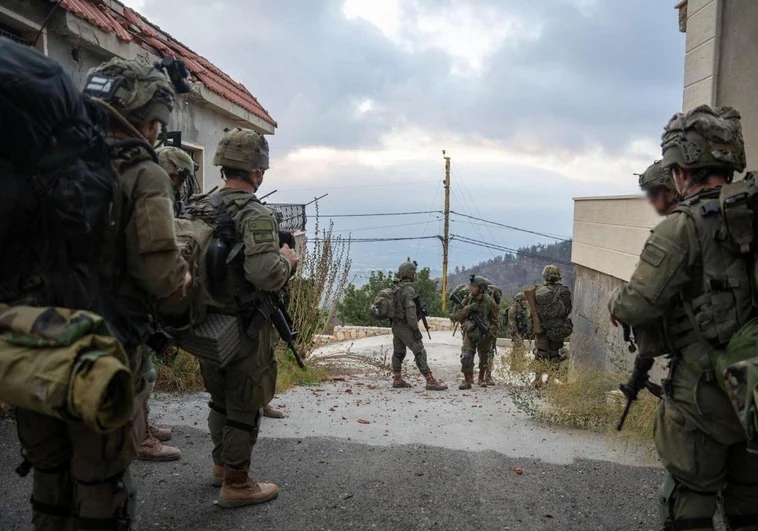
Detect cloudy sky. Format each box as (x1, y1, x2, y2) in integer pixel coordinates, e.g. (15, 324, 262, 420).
(124, 0, 684, 281)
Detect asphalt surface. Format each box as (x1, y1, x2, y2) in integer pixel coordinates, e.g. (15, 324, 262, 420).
(0, 422, 663, 530)
(0, 332, 666, 530)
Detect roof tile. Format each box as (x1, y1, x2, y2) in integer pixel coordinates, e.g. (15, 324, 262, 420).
(56, 0, 276, 128)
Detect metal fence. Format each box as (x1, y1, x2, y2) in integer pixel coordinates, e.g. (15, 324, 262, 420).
(268, 203, 307, 232)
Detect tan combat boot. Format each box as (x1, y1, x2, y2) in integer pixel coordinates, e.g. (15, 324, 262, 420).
(478, 368, 488, 388)
(485, 370, 495, 386)
(137, 435, 181, 462)
(392, 371, 411, 388)
(263, 405, 285, 419)
(424, 372, 448, 391)
(211, 464, 224, 487)
(458, 371, 473, 390)
(148, 424, 173, 442)
(218, 466, 279, 508)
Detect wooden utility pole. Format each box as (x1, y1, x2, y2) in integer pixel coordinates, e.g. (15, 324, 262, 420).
(441, 150, 451, 312)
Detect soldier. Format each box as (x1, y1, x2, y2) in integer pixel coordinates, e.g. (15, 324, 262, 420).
(507, 292, 531, 350)
(135, 146, 199, 463)
(534, 265, 572, 362)
(190, 128, 299, 508)
(452, 275, 499, 389)
(15, 58, 190, 530)
(610, 105, 758, 530)
(638, 160, 679, 216)
(389, 260, 447, 390)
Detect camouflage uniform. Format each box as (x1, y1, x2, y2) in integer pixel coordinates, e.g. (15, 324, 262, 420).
(452, 277, 499, 388)
(16, 59, 188, 530)
(390, 261, 447, 391)
(194, 128, 291, 507)
(534, 265, 572, 362)
(507, 292, 531, 345)
(610, 105, 758, 531)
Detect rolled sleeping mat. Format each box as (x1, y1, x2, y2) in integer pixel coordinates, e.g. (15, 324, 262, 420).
(0, 305, 134, 432)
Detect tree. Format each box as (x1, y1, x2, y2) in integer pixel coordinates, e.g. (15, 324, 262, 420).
(337, 267, 445, 326)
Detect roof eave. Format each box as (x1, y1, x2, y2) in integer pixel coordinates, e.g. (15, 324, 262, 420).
(57, 10, 275, 133)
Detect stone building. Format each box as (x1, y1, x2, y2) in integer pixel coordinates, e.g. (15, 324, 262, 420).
(0, 0, 276, 192)
(571, 0, 758, 371)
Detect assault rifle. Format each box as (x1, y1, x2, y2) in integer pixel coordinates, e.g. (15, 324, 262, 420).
(413, 295, 432, 340)
(239, 288, 306, 370)
(449, 293, 498, 341)
(617, 351, 662, 431)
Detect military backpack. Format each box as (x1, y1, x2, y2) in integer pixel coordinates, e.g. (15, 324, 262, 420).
(371, 286, 398, 320)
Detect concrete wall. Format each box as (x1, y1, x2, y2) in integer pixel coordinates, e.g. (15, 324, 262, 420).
(570, 196, 660, 372)
(716, 0, 758, 167)
(571, 196, 659, 282)
(681, 0, 722, 111)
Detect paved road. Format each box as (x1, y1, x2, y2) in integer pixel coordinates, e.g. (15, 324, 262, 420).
(0, 332, 665, 530)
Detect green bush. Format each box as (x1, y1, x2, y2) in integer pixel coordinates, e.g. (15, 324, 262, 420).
(338, 267, 444, 326)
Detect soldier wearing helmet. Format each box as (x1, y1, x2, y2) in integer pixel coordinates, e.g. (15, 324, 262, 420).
(506, 292, 532, 352)
(451, 275, 500, 389)
(610, 105, 758, 530)
(638, 160, 679, 216)
(389, 259, 448, 391)
(14, 58, 191, 530)
(533, 265, 572, 368)
(157, 146, 198, 214)
(189, 128, 298, 508)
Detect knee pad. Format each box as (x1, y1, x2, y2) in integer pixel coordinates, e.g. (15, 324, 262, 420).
(460, 350, 475, 370)
(75, 470, 134, 530)
(30, 462, 77, 525)
(659, 474, 718, 531)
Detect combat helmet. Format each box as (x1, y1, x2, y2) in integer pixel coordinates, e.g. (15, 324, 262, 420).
(397, 259, 418, 280)
(542, 265, 561, 282)
(514, 292, 526, 302)
(157, 146, 195, 177)
(469, 275, 489, 290)
(213, 128, 270, 172)
(83, 58, 176, 128)
(661, 105, 746, 178)
(637, 160, 675, 192)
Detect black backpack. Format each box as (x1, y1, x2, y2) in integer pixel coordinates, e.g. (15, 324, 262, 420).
(0, 38, 118, 314)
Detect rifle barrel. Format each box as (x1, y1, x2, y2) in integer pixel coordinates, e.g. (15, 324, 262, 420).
(617, 400, 632, 431)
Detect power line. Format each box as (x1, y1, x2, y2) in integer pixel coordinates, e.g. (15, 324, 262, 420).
(320, 210, 444, 218)
(349, 235, 443, 243)
(449, 211, 570, 241)
(284, 180, 438, 193)
(450, 234, 573, 266)
(333, 218, 442, 233)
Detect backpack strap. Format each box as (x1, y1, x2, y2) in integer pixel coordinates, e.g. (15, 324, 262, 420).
(720, 180, 754, 254)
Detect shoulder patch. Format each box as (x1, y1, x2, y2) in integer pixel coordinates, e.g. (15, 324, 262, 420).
(640, 241, 666, 268)
(252, 231, 274, 243)
(248, 218, 274, 232)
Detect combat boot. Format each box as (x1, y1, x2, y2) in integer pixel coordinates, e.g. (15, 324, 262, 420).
(485, 370, 495, 386)
(263, 405, 285, 419)
(218, 466, 279, 508)
(137, 435, 181, 462)
(478, 368, 487, 388)
(458, 371, 473, 390)
(211, 464, 224, 487)
(148, 424, 173, 442)
(424, 372, 448, 391)
(392, 371, 411, 388)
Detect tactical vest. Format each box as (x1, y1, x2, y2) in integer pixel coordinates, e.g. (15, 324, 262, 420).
(665, 189, 753, 352)
(392, 282, 410, 322)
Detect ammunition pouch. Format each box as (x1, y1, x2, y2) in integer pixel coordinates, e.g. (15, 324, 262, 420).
(720, 317, 758, 453)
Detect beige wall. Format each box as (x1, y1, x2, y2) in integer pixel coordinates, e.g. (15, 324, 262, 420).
(681, 0, 722, 111)
(571, 196, 659, 282)
(717, 0, 758, 167)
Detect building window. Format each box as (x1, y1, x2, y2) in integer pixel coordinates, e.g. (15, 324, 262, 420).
(0, 21, 32, 46)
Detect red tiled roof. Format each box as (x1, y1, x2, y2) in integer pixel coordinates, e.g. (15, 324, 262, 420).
(58, 0, 277, 128)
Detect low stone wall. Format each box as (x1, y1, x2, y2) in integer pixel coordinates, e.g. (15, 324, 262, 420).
(325, 317, 456, 343)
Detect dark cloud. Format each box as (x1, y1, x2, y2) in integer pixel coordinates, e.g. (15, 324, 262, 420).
(133, 0, 682, 273)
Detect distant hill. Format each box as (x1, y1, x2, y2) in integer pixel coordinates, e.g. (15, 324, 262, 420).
(446, 240, 573, 302)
